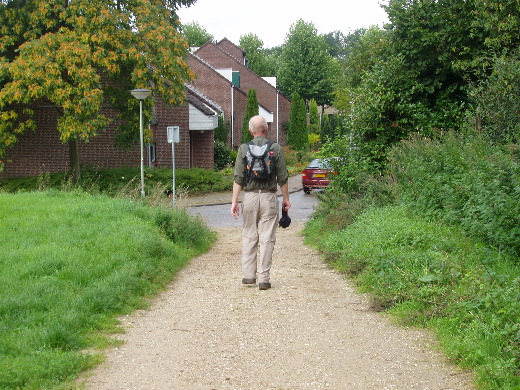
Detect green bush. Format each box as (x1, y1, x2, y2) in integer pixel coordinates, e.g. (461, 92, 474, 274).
(0, 166, 234, 196)
(305, 205, 520, 389)
(214, 140, 234, 170)
(389, 132, 520, 258)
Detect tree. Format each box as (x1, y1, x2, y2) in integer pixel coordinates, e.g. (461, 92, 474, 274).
(287, 92, 307, 151)
(322, 30, 348, 58)
(320, 112, 332, 143)
(182, 21, 214, 47)
(264, 45, 283, 77)
(241, 89, 259, 143)
(278, 19, 334, 107)
(214, 114, 230, 144)
(308, 98, 320, 133)
(239, 33, 271, 76)
(0, 0, 195, 179)
(470, 52, 520, 144)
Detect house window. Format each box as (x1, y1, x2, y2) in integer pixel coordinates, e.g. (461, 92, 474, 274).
(149, 143, 157, 164)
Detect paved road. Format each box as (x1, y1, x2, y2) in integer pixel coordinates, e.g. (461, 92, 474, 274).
(184, 174, 320, 228)
(187, 189, 319, 228)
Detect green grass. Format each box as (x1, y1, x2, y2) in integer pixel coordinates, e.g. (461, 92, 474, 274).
(304, 204, 520, 390)
(0, 166, 234, 196)
(0, 191, 215, 389)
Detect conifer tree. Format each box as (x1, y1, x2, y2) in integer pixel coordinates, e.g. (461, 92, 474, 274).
(288, 92, 308, 150)
(320, 112, 332, 143)
(214, 115, 229, 144)
(309, 99, 320, 134)
(241, 89, 259, 143)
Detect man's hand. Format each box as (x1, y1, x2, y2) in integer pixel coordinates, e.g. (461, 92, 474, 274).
(231, 201, 240, 219)
(231, 182, 242, 219)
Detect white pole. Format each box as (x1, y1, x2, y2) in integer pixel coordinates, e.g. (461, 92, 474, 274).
(172, 141, 176, 207)
(139, 99, 145, 197)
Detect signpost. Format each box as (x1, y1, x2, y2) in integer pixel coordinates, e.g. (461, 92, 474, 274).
(166, 126, 180, 207)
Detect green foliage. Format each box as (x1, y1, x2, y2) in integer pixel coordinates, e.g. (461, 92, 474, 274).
(181, 21, 214, 46)
(287, 91, 308, 150)
(320, 112, 332, 143)
(278, 19, 334, 106)
(241, 89, 259, 143)
(305, 205, 520, 389)
(322, 30, 348, 58)
(0, 0, 194, 166)
(308, 98, 319, 130)
(304, 3, 520, 388)
(214, 114, 230, 144)
(308, 99, 320, 150)
(0, 166, 233, 195)
(470, 52, 520, 144)
(239, 33, 271, 76)
(213, 140, 234, 170)
(280, 146, 311, 174)
(0, 191, 214, 389)
(263, 45, 283, 76)
(389, 132, 520, 258)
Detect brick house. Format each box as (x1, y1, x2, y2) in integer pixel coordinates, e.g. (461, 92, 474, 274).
(192, 38, 291, 148)
(0, 39, 291, 179)
(0, 89, 219, 179)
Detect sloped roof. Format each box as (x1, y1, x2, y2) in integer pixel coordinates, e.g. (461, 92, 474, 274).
(185, 84, 222, 115)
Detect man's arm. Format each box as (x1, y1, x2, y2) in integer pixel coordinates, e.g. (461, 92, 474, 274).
(231, 181, 243, 219)
(280, 182, 291, 211)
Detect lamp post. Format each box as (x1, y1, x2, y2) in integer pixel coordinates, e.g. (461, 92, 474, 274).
(130, 88, 152, 197)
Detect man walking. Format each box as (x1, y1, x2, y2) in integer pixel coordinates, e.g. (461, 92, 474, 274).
(231, 115, 291, 290)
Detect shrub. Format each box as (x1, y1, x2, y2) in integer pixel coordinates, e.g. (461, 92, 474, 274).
(0, 166, 234, 196)
(306, 205, 520, 389)
(214, 140, 234, 170)
(389, 132, 520, 258)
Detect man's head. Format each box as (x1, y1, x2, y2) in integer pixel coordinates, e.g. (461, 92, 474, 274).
(249, 115, 268, 137)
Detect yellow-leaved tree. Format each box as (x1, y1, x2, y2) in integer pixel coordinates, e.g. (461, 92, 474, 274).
(0, 0, 196, 179)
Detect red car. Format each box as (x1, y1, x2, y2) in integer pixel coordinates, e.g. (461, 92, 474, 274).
(301, 158, 336, 194)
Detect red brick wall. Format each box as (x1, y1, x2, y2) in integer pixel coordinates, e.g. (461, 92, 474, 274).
(190, 130, 215, 169)
(216, 39, 245, 64)
(152, 97, 191, 169)
(188, 54, 248, 150)
(194, 42, 291, 147)
(152, 97, 214, 170)
(0, 105, 141, 179)
(0, 97, 208, 179)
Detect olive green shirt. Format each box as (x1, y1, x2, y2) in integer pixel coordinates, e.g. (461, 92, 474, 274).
(233, 136, 289, 191)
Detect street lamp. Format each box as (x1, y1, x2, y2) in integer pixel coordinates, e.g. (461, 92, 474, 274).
(130, 88, 152, 197)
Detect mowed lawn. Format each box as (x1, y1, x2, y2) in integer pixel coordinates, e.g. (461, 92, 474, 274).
(0, 191, 214, 389)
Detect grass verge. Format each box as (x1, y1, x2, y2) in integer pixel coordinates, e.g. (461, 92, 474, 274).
(0, 191, 215, 389)
(304, 204, 520, 390)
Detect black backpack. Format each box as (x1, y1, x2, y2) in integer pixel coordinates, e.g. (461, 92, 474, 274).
(244, 141, 275, 181)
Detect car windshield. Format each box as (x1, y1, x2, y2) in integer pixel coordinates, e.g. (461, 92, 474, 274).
(306, 159, 332, 169)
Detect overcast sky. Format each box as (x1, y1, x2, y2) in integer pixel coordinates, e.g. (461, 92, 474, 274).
(176, 0, 389, 48)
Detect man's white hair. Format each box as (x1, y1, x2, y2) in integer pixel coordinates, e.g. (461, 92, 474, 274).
(249, 115, 267, 135)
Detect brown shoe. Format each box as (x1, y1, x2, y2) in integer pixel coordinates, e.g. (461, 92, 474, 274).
(242, 278, 256, 285)
(258, 282, 271, 290)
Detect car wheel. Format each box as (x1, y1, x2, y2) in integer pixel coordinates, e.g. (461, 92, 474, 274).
(303, 186, 311, 194)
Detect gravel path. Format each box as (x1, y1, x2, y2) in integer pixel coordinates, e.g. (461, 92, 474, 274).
(83, 222, 474, 390)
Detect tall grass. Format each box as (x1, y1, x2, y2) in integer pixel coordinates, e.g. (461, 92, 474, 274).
(389, 133, 520, 258)
(0, 166, 234, 196)
(305, 205, 519, 389)
(305, 130, 520, 389)
(0, 191, 215, 389)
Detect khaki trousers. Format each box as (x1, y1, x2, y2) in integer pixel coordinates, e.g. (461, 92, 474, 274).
(241, 191, 279, 283)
